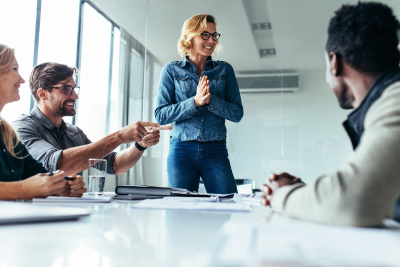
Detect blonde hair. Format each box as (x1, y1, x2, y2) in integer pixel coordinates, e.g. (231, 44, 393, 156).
(177, 14, 221, 58)
(0, 44, 20, 158)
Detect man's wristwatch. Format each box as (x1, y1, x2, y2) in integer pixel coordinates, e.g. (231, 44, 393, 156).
(134, 141, 147, 151)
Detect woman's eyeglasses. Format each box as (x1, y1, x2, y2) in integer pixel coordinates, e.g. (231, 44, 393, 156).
(199, 31, 221, 41)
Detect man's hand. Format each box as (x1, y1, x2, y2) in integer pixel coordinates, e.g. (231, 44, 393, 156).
(138, 125, 173, 148)
(59, 175, 87, 197)
(120, 121, 160, 143)
(194, 76, 211, 107)
(261, 172, 303, 206)
(20, 171, 68, 199)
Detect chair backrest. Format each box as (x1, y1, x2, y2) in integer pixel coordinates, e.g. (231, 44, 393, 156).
(199, 178, 256, 194)
(235, 179, 255, 194)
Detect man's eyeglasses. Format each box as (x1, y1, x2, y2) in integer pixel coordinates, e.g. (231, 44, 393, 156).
(45, 85, 80, 95)
(199, 31, 221, 41)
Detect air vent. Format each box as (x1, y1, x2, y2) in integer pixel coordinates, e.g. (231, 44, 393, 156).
(236, 73, 299, 93)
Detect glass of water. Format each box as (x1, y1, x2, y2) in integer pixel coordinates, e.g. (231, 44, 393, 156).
(88, 159, 107, 196)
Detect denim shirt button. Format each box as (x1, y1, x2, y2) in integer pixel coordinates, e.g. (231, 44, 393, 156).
(2, 149, 5, 152)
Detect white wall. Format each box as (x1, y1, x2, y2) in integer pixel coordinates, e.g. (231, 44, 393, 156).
(227, 70, 353, 187)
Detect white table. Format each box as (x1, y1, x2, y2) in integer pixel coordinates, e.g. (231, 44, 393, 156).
(1, 196, 400, 267)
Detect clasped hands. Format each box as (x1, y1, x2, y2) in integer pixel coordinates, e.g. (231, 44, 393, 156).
(194, 75, 211, 107)
(261, 172, 303, 206)
(24, 171, 87, 198)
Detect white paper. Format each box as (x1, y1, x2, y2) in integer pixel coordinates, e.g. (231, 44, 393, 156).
(32, 196, 112, 203)
(132, 199, 252, 212)
(163, 196, 219, 202)
(235, 194, 262, 205)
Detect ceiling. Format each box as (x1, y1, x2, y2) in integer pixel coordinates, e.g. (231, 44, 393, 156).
(90, 0, 400, 74)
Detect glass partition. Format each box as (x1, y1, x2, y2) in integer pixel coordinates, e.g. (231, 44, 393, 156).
(2, 0, 399, 188)
(142, 0, 400, 188)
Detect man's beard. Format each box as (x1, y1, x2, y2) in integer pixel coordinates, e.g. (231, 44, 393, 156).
(336, 80, 354, 110)
(49, 94, 76, 117)
(56, 100, 76, 117)
(59, 104, 76, 116)
(338, 93, 353, 110)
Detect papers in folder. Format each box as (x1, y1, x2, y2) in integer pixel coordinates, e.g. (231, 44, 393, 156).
(0, 202, 90, 224)
(33, 196, 112, 203)
(132, 198, 252, 212)
(163, 196, 219, 202)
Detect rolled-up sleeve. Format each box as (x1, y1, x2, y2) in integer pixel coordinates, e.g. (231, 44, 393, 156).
(104, 152, 117, 174)
(13, 123, 62, 172)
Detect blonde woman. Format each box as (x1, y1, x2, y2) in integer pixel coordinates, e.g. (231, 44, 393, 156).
(0, 44, 86, 200)
(155, 14, 243, 194)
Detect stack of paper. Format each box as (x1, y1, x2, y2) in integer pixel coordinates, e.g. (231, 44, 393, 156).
(132, 198, 252, 212)
(32, 196, 112, 203)
(163, 196, 219, 202)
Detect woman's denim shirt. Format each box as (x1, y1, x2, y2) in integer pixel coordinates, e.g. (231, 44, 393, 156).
(155, 57, 243, 141)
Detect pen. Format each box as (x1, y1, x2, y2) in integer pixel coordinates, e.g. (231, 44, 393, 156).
(46, 170, 61, 176)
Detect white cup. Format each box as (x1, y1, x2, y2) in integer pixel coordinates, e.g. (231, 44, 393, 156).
(88, 159, 107, 196)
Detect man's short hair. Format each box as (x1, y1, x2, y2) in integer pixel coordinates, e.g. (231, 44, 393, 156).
(30, 63, 78, 102)
(326, 2, 400, 74)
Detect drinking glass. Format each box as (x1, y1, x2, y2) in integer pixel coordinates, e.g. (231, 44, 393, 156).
(88, 159, 107, 196)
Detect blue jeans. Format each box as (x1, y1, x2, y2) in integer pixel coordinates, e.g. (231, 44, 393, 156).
(167, 138, 238, 194)
(394, 196, 400, 222)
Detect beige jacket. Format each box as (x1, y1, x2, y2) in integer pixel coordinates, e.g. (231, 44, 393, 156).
(271, 82, 400, 227)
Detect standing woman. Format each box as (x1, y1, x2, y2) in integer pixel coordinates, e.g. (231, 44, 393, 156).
(155, 14, 243, 194)
(0, 44, 86, 199)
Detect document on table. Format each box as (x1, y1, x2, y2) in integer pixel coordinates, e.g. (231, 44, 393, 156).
(163, 196, 219, 202)
(33, 196, 112, 203)
(132, 198, 252, 212)
(234, 194, 262, 205)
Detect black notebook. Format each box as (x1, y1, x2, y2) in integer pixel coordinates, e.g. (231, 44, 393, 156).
(115, 185, 191, 196)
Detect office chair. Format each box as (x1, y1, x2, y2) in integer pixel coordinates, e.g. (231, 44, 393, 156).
(235, 179, 256, 194)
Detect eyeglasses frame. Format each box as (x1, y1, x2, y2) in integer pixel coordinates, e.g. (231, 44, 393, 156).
(199, 31, 221, 41)
(44, 85, 80, 96)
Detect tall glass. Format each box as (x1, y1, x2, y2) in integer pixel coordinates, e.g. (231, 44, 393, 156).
(88, 159, 107, 196)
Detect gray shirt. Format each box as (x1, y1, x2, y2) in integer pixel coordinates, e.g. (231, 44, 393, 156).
(12, 106, 116, 174)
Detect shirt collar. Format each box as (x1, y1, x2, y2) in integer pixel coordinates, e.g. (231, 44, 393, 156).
(31, 106, 67, 132)
(179, 56, 215, 69)
(178, 56, 190, 67)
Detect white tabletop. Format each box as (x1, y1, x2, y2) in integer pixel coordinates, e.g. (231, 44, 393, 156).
(1, 195, 400, 267)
